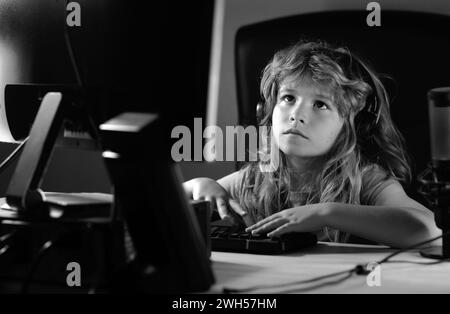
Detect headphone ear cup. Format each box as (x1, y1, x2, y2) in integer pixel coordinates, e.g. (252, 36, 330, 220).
(355, 110, 375, 137)
(256, 102, 265, 124)
(355, 105, 379, 162)
(355, 94, 380, 135)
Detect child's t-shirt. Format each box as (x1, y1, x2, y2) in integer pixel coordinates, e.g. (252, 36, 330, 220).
(360, 164, 399, 205)
(224, 163, 399, 243)
(226, 163, 398, 206)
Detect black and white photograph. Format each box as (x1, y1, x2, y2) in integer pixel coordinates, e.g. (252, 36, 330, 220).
(0, 0, 449, 300)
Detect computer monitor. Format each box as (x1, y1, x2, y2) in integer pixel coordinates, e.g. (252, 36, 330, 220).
(0, 0, 215, 292)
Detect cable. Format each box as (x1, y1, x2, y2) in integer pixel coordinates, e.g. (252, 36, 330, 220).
(0, 232, 16, 244)
(0, 245, 10, 257)
(20, 239, 55, 294)
(223, 231, 450, 294)
(63, 1, 84, 90)
(0, 232, 19, 268)
(376, 231, 449, 265)
(0, 136, 30, 176)
(381, 259, 450, 266)
(223, 268, 355, 294)
(64, 30, 83, 89)
(0, 232, 17, 256)
(269, 271, 355, 294)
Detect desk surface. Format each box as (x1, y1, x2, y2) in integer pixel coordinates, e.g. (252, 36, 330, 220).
(210, 242, 450, 293)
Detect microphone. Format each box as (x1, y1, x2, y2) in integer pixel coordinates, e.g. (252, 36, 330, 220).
(418, 87, 450, 259)
(428, 87, 450, 181)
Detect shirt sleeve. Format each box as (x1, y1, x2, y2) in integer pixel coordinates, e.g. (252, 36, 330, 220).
(217, 168, 248, 201)
(360, 164, 399, 205)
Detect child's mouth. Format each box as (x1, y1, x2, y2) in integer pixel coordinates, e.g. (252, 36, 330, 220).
(283, 128, 309, 139)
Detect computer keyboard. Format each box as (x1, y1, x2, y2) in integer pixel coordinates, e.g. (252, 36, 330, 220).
(211, 219, 317, 254)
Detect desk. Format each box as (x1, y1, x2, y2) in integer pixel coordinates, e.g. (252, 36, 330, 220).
(210, 242, 450, 293)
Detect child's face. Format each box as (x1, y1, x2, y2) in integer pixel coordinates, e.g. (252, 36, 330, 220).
(272, 76, 344, 163)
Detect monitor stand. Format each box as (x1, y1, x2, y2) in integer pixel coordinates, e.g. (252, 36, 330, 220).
(1, 91, 112, 222)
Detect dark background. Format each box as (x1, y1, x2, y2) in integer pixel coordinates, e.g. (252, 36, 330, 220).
(0, 0, 214, 195)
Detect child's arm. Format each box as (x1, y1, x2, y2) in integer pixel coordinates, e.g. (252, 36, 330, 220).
(324, 181, 441, 248)
(247, 181, 441, 248)
(183, 171, 239, 201)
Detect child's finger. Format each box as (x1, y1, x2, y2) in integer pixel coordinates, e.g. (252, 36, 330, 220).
(228, 199, 254, 227)
(215, 197, 230, 219)
(251, 218, 285, 235)
(245, 214, 280, 232)
(204, 196, 218, 216)
(228, 199, 246, 216)
(267, 223, 295, 238)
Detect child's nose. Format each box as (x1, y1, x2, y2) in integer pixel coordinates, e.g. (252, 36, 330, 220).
(290, 101, 308, 123)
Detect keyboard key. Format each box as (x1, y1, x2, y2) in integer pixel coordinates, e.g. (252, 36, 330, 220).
(237, 232, 252, 239)
(249, 233, 268, 240)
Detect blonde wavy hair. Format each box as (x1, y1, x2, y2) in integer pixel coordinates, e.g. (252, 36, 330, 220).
(239, 41, 411, 242)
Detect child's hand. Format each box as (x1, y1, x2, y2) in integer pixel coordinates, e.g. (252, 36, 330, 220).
(245, 203, 331, 237)
(183, 178, 252, 226)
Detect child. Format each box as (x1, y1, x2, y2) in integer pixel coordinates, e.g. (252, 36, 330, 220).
(183, 41, 441, 249)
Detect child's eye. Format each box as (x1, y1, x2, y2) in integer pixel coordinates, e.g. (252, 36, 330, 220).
(281, 95, 295, 103)
(314, 100, 329, 110)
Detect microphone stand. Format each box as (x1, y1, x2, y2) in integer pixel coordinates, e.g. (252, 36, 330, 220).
(417, 163, 450, 259)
